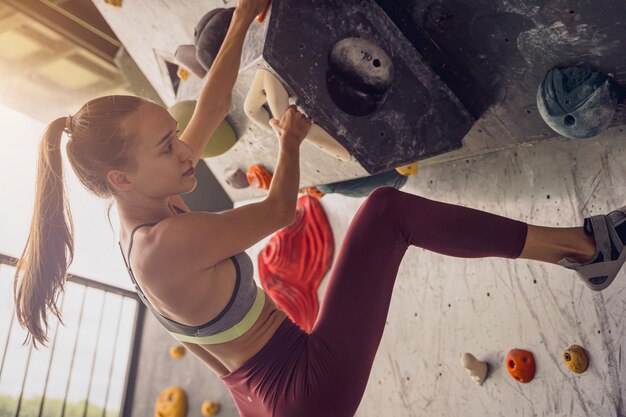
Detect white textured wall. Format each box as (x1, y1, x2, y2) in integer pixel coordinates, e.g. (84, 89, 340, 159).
(339, 128, 626, 417)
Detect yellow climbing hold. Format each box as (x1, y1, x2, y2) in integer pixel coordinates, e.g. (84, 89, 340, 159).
(154, 386, 187, 417)
(563, 344, 589, 374)
(105, 0, 122, 6)
(168, 344, 186, 359)
(177, 67, 190, 81)
(201, 401, 221, 416)
(395, 162, 418, 176)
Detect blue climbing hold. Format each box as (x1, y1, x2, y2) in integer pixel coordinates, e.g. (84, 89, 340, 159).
(537, 67, 619, 139)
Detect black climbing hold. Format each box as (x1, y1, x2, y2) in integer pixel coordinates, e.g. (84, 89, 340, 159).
(195, 8, 235, 71)
(326, 37, 394, 116)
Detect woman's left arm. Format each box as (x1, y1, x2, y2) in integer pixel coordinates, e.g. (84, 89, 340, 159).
(181, 3, 263, 166)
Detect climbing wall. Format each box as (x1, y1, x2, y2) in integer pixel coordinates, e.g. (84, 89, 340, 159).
(376, 0, 626, 156)
(94, 0, 474, 202)
(259, 0, 473, 173)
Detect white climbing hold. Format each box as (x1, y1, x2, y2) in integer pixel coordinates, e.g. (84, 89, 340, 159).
(460, 352, 488, 385)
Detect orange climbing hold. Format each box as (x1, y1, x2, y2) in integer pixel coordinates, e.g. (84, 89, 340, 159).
(506, 349, 536, 383)
(299, 186, 325, 199)
(257, 0, 271, 22)
(246, 164, 273, 189)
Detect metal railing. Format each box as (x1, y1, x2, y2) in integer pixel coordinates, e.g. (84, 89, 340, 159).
(0, 253, 144, 417)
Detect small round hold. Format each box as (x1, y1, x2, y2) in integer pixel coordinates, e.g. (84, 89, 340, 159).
(224, 166, 249, 189)
(169, 344, 186, 359)
(201, 400, 221, 416)
(195, 8, 235, 71)
(537, 66, 619, 139)
(177, 67, 190, 81)
(505, 349, 536, 383)
(563, 344, 589, 374)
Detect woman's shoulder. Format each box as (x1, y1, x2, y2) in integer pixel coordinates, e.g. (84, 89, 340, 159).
(138, 208, 222, 279)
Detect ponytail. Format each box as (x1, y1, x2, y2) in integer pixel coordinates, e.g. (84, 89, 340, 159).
(13, 117, 74, 348)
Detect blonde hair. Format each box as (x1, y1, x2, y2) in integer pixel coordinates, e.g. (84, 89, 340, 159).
(14, 95, 144, 347)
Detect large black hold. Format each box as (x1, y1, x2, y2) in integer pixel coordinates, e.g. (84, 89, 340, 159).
(195, 8, 235, 71)
(242, 0, 474, 173)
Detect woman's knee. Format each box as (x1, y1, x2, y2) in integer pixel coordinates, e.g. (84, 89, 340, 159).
(361, 186, 403, 217)
(369, 186, 400, 199)
(363, 187, 429, 221)
(368, 186, 402, 204)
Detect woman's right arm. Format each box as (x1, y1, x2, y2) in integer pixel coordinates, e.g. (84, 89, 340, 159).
(152, 107, 312, 269)
(265, 105, 312, 220)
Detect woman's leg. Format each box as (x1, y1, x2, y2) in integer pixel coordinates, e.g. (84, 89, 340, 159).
(308, 187, 593, 415)
(520, 225, 595, 263)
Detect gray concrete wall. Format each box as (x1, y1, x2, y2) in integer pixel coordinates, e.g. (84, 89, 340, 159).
(181, 160, 233, 213)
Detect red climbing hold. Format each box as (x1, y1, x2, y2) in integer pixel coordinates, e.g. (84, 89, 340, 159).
(258, 195, 334, 332)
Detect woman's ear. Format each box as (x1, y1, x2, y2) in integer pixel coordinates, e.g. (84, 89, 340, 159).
(106, 169, 134, 192)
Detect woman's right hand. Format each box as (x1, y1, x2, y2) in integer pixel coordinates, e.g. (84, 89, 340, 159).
(236, 0, 268, 18)
(269, 105, 313, 150)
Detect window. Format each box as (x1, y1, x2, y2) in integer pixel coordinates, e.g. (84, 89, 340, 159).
(0, 254, 140, 417)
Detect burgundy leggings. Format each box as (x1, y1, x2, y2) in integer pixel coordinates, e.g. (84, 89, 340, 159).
(221, 187, 528, 417)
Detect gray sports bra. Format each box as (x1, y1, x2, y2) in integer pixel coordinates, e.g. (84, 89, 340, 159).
(119, 212, 265, 345)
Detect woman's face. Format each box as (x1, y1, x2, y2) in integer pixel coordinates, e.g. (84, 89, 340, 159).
(128, 102, 197, 198)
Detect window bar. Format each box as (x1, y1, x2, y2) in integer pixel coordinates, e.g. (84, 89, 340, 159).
(100, 296, 124, 417)
(13, 335, 34, 417)
(119, 303, 145, 417)
(37, 293, 68, 417)
(81, 291, 107, 417)
(60, 285, 88, 417)
(0, 301, 16, 381)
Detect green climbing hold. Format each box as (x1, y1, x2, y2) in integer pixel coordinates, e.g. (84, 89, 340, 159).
(167, 100, 237, 158)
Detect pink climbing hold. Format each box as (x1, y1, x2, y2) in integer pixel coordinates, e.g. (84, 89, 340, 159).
(258, 195, 334, 333)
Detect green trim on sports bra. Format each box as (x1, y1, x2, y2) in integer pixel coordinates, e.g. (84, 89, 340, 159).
(168, 288, 266, 344)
